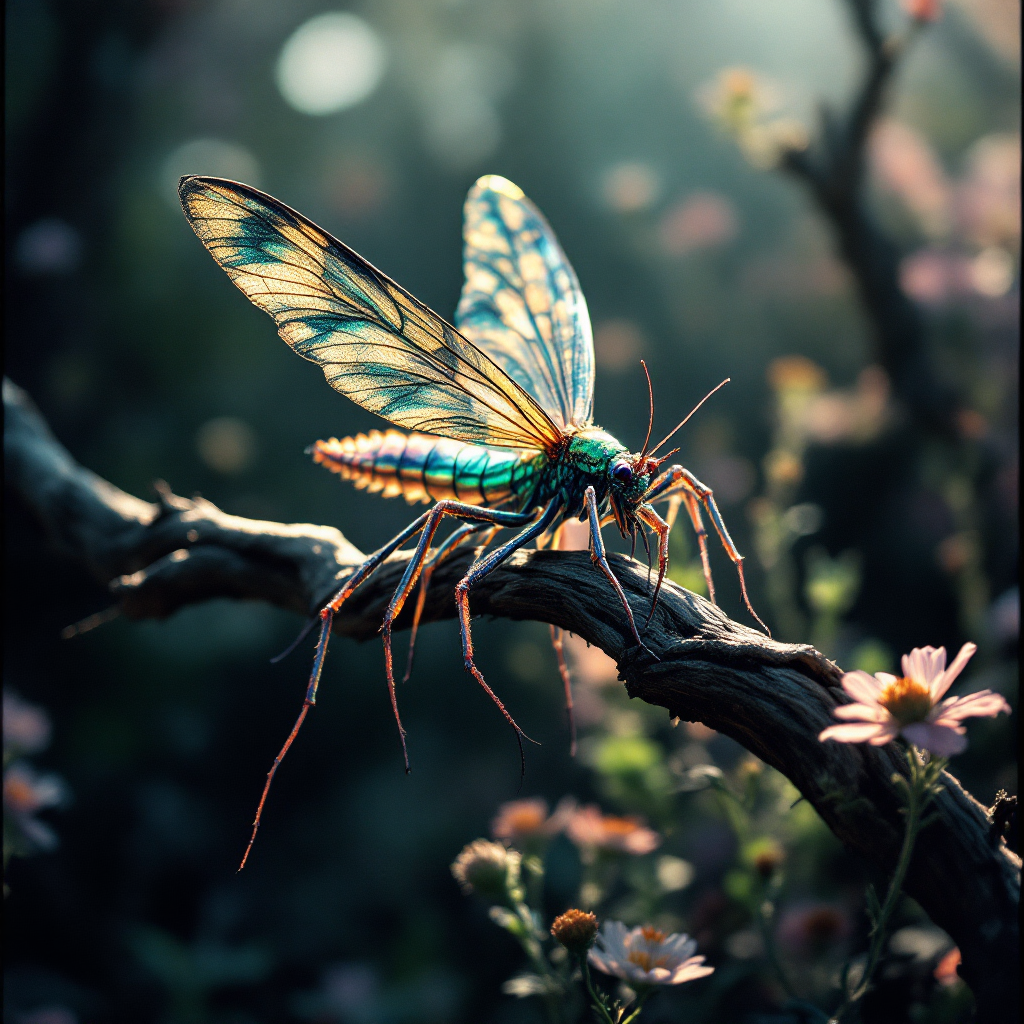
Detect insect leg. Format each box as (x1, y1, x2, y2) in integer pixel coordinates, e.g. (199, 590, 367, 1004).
(454, 500, 562, 774)
(652, 484, 716, 604)
(548, 523, 576, 756)
(381, 501, 542, 769)
(636, 504, 671, 625)
(652, 466, 769, 636)
(238, 508, 439, 870)
(584, 486, 645, 648)
(403, 522, 497, 684)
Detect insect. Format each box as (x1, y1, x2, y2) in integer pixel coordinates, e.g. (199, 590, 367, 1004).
(179, 173, 766, 868)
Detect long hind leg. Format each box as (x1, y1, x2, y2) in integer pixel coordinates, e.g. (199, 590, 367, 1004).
(377, 501, 540, 770)
(647, 466, 769, 636)
(238, 508, 446, 869)
(454, 501, 562, 773)
(547, 522, 577, 756)
(403, 522, 497, 684)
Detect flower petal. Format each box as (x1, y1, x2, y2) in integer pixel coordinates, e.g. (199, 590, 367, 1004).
(819, 722, 893, 744)
(901, 721, 967, 757)
(903, 646, 946, 687)
(833, 702, 891, 723)
(669, 957, 715, 984)
(841, 671, 885, 704)
(933, 689, 1011, 723)
(930, 642, 978, 700)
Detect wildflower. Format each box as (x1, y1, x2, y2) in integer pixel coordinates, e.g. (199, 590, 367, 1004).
(564, 804, 661, 855)
(551, 909, 599, 955)
(490, 797, 574, 848)
(450, 839, 520, 901)
(819, 643, 1010, 756)
(588, 921, 714, 986)
(4, 762, 67, 854)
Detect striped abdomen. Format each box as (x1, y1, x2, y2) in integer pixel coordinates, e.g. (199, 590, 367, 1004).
(310, 430, 541, 508)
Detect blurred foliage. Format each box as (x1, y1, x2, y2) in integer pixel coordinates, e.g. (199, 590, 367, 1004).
(3, 0, 1017, 1021)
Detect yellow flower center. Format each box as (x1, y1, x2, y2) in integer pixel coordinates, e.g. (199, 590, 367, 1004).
(506, 807, 546, 833)
(640, 926, 667, 943)
(602, 816, 640, 837)
(878, 676, 933, 727)
(627, 950, 669, 972)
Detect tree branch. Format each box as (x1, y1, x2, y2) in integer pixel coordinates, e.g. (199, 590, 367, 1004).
(5, 377, 1019, 1018)
(778, 1, 958, 435)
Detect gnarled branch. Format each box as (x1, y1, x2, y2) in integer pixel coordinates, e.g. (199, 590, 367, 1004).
(4, 377, 1019, 1019)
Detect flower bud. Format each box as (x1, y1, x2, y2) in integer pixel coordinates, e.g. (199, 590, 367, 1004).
(451, 839, 521, 901)
(551, 908, 599, 954)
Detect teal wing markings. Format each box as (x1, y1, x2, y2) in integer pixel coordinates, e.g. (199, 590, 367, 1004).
(455, 175, 595, 430)
(179, 176, 562, 452)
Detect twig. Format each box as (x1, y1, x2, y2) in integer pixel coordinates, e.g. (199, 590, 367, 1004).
(4, 376, 1019, 1020)
(777, 0, 957, 434)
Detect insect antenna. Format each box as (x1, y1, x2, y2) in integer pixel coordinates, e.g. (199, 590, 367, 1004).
(638, 360, 655, 459)
(269, 616, 317, 664)
(647, 378, 730, 458)
(60, 604, 120, 640)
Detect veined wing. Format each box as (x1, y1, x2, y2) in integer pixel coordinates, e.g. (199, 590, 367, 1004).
(179, 176, 563, 452)
(455, 176, 594, 430)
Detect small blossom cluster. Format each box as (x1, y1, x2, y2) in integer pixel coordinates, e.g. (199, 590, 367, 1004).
(490, 796, 661, 856)
(4, 689, 67, 863)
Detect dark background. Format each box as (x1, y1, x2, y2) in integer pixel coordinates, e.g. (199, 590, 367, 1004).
(4, 0, 1018, 1021)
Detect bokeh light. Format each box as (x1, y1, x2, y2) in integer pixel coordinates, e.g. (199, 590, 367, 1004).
(275, 13, 386, 116)
(160, 138, 261, 208)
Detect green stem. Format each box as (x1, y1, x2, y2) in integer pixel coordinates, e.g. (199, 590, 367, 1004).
(620, 986, 653, 1024)
(831, 751, 944, 1021)
(756, 895, 797, 1000)
(581, 958, 616, 1024)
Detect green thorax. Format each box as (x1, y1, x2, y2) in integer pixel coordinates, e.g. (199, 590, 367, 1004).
(512, 427, 629, 516)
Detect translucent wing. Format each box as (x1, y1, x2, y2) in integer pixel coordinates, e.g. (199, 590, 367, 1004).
(455, 175, 595, 430)
(179, 177, 562, 452)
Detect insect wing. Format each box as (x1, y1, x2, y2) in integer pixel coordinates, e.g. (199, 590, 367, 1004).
(456, 176, 595, 430)
(179, 176, 562, 451)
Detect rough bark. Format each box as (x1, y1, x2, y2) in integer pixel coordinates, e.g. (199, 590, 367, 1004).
(5, 377, 1019, 1019)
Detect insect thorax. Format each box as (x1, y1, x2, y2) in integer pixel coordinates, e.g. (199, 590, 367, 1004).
(533, 427, 630, 517)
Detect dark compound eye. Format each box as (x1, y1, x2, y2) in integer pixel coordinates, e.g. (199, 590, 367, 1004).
(611, 461, 633, 483)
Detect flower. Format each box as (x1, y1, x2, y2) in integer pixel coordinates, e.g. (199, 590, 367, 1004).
(587, 922, 714, 986)
(450, 839, 520, 900)
(490, 797, 574, 848)
(934, 946, 962, 986)
(819, 643, 1011, 756)
(4, 762, 67, 854)
(551, 909, 599, 954)
(564, 804, 661, 855)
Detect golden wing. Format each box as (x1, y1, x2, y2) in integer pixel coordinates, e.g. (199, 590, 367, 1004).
(179, 176, 563, 452)
(455, 175, 595, 430)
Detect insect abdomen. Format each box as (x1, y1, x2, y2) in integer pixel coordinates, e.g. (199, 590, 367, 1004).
(310, 430, 533, 507)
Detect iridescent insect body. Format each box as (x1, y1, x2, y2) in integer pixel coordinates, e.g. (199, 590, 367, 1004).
(179, 174, 765, 868)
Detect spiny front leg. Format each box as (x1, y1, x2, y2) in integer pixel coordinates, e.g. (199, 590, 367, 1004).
(454, 500, 561, 774)
(239, 508, 438, 869)
(584, 486, 645, 648)
(380, 502, 537, 770)
(647, 465, 769, 636)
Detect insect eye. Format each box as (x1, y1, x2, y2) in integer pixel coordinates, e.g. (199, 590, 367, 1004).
(611, 461, 633, 483)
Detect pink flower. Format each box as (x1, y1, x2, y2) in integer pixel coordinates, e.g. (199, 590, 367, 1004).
(490, 797, 574, 848)
(588, 922, 714, 986)
(564, 804, 661, 855)
(819, 643, 1011, 756)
